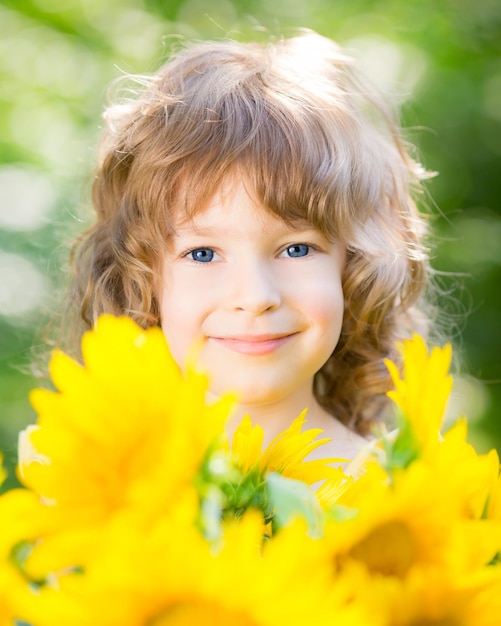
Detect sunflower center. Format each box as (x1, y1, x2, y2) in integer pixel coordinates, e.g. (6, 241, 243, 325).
(348, 520, 416, 578)
(150, 601, 258, 626)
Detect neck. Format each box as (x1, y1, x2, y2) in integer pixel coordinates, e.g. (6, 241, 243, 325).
(223, 382, 329, 447)
(220, 383, 368, 464)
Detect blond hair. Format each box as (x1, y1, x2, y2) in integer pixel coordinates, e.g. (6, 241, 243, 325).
(68, 32, 435, 433)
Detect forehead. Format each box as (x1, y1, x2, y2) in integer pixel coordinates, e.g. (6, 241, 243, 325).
(171, 178, 316, 235)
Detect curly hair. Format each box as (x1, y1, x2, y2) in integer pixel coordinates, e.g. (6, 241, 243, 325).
(66, 32, 435, 434)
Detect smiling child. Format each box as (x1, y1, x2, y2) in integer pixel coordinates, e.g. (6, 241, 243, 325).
(64, 32, 434, 461)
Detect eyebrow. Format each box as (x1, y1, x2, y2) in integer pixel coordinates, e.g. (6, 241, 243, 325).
(171, 223, 218, 236)
(172, 218, 320, 237)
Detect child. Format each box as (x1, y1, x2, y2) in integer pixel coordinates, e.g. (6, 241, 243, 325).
(65, 32, 434, 461)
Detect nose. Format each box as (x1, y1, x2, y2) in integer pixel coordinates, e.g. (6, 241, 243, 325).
(225, 258, 281, 315)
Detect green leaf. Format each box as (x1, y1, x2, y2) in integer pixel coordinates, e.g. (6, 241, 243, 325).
(198, 484, 224, 541)
(325, 504, 359, 523)
(266, 472, 324, 536)
(381, 409, 420, 474)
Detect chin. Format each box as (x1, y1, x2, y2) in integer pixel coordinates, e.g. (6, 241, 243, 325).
(209, 377, 300, 409)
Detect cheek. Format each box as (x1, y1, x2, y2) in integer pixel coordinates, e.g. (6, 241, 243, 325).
(159, 277, 215, 368)
(311, 289, 345, 373)
(290, 252, 345, 328)
(160, 307, 187, 368)
(304, 279, 344, 331)
(158, 279, 196, 368)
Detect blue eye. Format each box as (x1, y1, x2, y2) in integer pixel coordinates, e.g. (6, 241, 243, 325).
(285, 244, 309, 258)
(190, 248, 214, 262)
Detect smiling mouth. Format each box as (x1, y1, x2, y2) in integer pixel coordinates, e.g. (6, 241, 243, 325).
(209, 333, 297, 355)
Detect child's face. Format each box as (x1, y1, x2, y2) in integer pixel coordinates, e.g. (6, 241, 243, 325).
(159, 181, 345, 407)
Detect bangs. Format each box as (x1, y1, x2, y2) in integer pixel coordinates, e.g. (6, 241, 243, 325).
(123, 38, 395, 245)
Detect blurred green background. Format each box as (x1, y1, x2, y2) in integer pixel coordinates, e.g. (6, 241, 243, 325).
(1, 0, 500, 488)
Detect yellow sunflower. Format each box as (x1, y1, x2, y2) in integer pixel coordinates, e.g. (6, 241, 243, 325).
(324, 457, 500, 581)
(486, 459, 501, 523)
(314, 470, 354, 510)
(375, 564, 501, 626)
(19, 315, 233, 553)
(426, 419, 501, 521)
(23, 511, 369, 626)
(384, 334, 453, 458)
(230, 411, 347, 485)
(0, 457, 48, 625)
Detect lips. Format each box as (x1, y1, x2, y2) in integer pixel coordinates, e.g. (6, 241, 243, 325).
(209, 333, 297, 355)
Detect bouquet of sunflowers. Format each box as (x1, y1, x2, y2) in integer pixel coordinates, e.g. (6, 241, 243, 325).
(1, 315, 500, 626)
